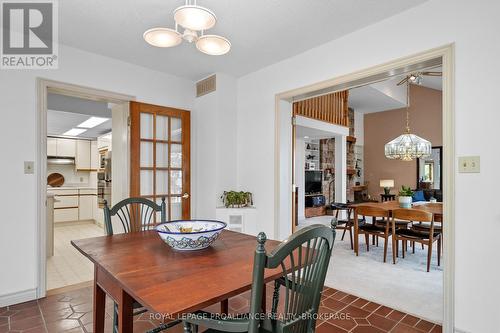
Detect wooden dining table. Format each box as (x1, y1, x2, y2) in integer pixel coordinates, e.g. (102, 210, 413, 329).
(71, 230, 283, 333)
(349, 201, 443, 255)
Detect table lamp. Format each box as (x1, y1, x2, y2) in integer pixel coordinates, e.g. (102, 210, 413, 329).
(380, 179, 394, 195)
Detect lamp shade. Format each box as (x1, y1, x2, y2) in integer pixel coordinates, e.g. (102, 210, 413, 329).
(380, 179, 394, 188)
(196, 35, 231, 55)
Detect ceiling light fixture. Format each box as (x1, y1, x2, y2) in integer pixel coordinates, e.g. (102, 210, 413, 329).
(384, 77, 431, 161)
(77, 116, 109, 129)
(63, 128, 87, 136)
(143, 0, 230, 56)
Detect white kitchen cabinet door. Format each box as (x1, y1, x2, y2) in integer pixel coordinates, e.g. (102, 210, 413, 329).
(56, 138, 76, 157)
(54, 208, 79, 223)
(47, 138, 57, 156)
(79, 195, 94, 220)
(76, 140, 91, 170)
(90, 140, 98, 170)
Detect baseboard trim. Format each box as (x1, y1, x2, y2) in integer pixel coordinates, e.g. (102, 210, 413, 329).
(0, 288, 37, 307)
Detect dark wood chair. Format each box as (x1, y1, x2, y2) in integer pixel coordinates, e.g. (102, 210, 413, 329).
(331, 203, 365, 250)
(103, 197, 180, 333)
(179, 222, 337, 333)
(353, 206, 392, 262)
(411, 213, 443, 252)
(391, 209, 441, 272)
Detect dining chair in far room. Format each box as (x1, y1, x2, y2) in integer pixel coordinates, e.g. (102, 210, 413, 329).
(180, 221, 337, 333)
(411, 212, 443, 253)
(353, 206, 392, 262)
(103, 197, 180, 333)
(391, 209, 441, 272)
(331, 202, 362, 250)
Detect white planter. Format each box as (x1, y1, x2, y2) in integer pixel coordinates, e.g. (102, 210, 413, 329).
(399, 196, 412, 208)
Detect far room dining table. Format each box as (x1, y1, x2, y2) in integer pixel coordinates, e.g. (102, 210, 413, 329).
(349, 201, 443, 254)
(71, 230, 283, 333)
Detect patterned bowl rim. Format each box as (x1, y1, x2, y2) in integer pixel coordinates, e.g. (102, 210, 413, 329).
(156, 219, 227, 235)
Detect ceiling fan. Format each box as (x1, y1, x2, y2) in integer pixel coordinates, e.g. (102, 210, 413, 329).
(397, 71, 442, 86)
(143, 0, 231, 56)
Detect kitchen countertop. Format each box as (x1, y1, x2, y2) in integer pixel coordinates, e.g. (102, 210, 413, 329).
(47, 186, 97, 190)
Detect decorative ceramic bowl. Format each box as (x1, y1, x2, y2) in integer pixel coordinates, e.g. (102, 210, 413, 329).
(156, 220, 227, 251)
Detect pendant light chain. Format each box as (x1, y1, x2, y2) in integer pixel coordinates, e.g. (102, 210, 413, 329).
(406, 80, 410, 133)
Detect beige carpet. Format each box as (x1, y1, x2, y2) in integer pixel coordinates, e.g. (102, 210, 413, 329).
(299, 216, 443, 324)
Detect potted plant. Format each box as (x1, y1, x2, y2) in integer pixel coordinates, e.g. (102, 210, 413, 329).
(221, 191, 253, 208)
(398, 186, 413, 208)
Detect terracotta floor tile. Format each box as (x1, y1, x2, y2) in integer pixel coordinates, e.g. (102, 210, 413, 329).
(45, 318, 82, 332)
(387, 310, 406, 322)
(374, 305, 393, 317)
(339, 294, 358, 304)
(415, 319, 436, 332)
(430, 324, 442, 333)
(316, 322, 348, 333)
(362, 301, 381, 312)
(351, 298, 370, 309)
(331, 291, 349, 301)
(340, 305, 371, 319)
(4, 285, 442, 333)
(351, 325, 386, 333)
(9, 315, 44, 331)
(323, 298, 348, 312)
(367, 313, 398, 331)
(401, 314, 420, 327)
(392, 322, 424, 333)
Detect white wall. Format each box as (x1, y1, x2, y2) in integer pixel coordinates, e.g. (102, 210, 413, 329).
(0, 44, 194, 303)
(192, 73, 238, 219)
(236, 1, 500, 331)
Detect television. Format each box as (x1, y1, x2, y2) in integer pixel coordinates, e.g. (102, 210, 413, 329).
(305, 170, 322, 194)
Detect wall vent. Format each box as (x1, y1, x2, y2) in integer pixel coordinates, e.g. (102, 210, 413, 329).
(196, 74, 216, 97)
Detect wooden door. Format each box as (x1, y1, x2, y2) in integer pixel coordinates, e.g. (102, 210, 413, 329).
(130, 102, 191, 221)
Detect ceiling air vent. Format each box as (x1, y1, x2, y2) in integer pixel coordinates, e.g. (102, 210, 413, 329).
(196, 75, 216, 97)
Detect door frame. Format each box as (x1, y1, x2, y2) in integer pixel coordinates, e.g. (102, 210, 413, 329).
(274, 44, 455, 332)
(36, 78, 135, 298)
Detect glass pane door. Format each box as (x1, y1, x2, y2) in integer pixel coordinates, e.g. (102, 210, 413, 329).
(130, 102, 191, 223)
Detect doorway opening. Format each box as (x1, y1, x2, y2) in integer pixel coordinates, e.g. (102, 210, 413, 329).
(275, 46, 454, 331)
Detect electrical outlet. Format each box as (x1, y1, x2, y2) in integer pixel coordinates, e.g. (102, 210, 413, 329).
(458, 156, 480, 173)
(24, 161, 34, 174)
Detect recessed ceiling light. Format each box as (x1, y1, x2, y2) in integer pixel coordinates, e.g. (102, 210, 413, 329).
(77, 117, 109, 129)
(63, 128, 87, 136)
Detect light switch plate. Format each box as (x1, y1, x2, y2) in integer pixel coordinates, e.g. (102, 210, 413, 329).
(24, 161, 34, 174)
(458, 156, 480, 173)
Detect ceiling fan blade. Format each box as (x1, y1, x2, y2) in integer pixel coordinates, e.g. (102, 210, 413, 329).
(397, 77, 409, 86)
(422, 71, 442, 76)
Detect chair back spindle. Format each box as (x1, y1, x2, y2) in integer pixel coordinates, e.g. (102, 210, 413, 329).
(103, 197, 166, 235)
(247, 220, 337, 333)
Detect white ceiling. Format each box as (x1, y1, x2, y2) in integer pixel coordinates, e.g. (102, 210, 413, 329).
(47, 94, 112, 139)
(59, 0, 428, 80)
(349, 67, 442, 114)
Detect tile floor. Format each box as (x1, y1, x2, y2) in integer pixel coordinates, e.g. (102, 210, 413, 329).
(0, 286, 441, 333)
(47, 223, 105, 290)
(299, 216, 443, 323)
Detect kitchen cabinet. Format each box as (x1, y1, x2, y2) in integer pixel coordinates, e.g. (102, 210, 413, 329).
(57, 138, 76, 157)
(76, 140, 91, 170)
(54, 208, 79, 223)
(90, 140, 98, 170)
(47, 137, 76, 157)
(79, 195, 94, 220)
(47, 138, 57, 156)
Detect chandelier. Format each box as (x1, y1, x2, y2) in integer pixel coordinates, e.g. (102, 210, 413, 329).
(384, 75, 431, 161)
(143, 0, 231, 56)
